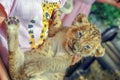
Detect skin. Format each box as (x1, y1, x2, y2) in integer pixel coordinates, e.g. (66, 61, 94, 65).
(0, 58, 9, 80)
(97, 0, 120, 8)
(0, 4, 7, 27)
(0, 16, 5, 26)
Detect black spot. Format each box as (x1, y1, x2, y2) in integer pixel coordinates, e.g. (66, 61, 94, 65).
(30, 20, 35, 23)
(78, 32, 82, 38)
(28, 25, 33, 28)
(29, 30, 33, 34)
(41, 30, 44, 33)
(43, 4, 45, 7)
(8, 22, 10, 25)
(46, 12, 50, 20)
(13, 17, 16, 19)
(16, 19, 19, 23)
(31, 35, 34, 38)
(29, 42, 32, 44)
(40, 35, 43, 38)
(44, 24, 47, 27)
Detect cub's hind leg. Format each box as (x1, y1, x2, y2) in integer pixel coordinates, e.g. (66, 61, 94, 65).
(44, 72, 65, 80)
(29, 72, 65, 80)
(5, 17, 24, 80)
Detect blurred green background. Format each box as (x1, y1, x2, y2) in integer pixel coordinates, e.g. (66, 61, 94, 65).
(89, 2, 120, 52)
(83, 3, 120, 80)
(89, 2, 120, 26)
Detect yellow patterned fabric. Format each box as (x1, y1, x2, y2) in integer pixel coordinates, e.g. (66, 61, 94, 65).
(29, 2, 60, 48)
(28, 17, 37, 48)
(35, 2, 60, 48)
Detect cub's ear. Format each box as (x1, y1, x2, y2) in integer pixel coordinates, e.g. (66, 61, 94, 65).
(72, 14, 89, 27)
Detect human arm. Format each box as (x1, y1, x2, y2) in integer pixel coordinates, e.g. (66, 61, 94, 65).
(0, 4, 7, 27)
(0, 0, 15, 27)
(0, 57, 9, 80)
(97, 0, 120, 8)
(0, 16, 5, 27)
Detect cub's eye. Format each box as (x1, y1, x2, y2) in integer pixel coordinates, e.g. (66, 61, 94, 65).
(85, 45, 91, 49)
(78, 31, 82, 38)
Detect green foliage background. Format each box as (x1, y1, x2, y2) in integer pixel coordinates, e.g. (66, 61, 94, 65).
(90, 2, 120, 26)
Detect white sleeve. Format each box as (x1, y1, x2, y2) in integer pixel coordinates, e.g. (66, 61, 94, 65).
(0, 0, 14, 16)
(60, 0, 67, 7)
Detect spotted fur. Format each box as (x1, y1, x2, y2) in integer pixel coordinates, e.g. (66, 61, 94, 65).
(5, 11, 104, 80)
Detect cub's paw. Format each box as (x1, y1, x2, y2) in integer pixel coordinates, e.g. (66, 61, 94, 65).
(5, 17, 20, 31)
(50, 9, 62, 28)
(48, 10, 62, 37)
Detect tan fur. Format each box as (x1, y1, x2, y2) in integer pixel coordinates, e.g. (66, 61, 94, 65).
(5, 10, 105, 80)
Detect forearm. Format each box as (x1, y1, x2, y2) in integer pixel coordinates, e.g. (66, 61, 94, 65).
(0, 57, 9, 80)
(96, 0, 118, 6)
(0, 3, 7, 27)
(0, 16, 5, 26)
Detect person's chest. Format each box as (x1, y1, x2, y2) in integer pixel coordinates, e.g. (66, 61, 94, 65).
(12, 0, 61, 21)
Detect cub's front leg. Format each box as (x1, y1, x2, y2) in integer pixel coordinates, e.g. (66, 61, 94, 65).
(5, 17, 24, 80)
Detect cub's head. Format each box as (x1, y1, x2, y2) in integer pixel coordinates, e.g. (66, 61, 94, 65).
(63, 14, 105, 57)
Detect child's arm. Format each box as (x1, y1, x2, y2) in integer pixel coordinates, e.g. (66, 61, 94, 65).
(97, 0, 120, 8)
(0, 57, 9, 80)
(0, 4, 7, 27)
